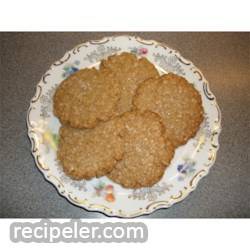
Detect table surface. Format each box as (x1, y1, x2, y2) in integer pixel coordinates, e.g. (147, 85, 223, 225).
(1, 32, 250, 218)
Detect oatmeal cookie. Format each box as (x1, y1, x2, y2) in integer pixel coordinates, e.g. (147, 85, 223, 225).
(133, 73, 204, 147)
(57, 119, 124, 180)
(53, 67, 121, 128)
(100, 52, 159, 115)
(107, 111, 174, 188)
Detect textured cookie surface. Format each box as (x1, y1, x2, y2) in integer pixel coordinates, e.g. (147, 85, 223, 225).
(100, 52, 159, 115)
(107, 111, 174, 188)
(133, 73, 204, 147)
(53, 68, 120, 128)
(57, 119, 124, 180)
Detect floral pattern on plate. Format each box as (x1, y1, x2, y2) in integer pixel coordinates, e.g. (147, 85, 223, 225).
(27, 35, 221, 217)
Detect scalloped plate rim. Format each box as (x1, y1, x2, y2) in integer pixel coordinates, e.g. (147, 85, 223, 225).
(26, 35, 222, 218)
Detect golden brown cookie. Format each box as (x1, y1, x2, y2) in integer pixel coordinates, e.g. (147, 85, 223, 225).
(57, 119, 124, 180)
(100, 52, 159, 115)
(107, 111, 174, 189)
(133, 73, 204, 147)
(53, 68, 121, 128)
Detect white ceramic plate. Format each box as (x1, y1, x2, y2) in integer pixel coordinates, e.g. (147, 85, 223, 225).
(27, 35, 221, 217)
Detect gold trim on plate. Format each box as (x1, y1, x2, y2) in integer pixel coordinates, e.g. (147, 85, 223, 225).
(27, 35, 221, 218)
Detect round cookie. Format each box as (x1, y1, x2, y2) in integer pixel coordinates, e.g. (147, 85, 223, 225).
(53, 68, 121, 128)
(133, 73, 204, 147)
(100, 52, 159, 115)
(107, 111, 174, 189)
(57, 119, 124, 180)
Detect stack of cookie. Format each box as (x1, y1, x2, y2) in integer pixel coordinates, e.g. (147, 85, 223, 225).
(53, 52, 203, 188)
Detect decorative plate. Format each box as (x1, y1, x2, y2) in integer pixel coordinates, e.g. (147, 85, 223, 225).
(27, 35, 221, 217)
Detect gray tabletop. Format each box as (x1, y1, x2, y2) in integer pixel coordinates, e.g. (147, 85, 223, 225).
(1, 32, 250, 218)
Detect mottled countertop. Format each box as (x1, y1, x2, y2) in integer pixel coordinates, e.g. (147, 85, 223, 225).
(1, 32, 250, 218)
